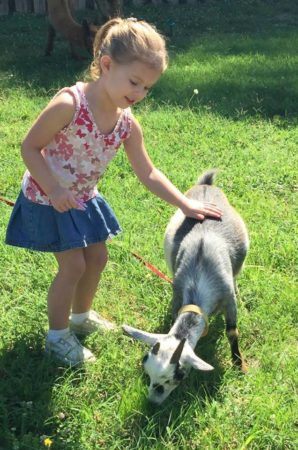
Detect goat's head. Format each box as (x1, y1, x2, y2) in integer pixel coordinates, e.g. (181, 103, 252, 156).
(123, 325, 213, 404)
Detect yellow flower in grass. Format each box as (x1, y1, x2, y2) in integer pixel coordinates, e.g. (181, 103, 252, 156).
(44, 438, 53, 448)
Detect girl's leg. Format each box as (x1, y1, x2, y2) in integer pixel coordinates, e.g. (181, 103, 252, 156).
(71, 242, 108, 313)
(48, 248, 86, 330)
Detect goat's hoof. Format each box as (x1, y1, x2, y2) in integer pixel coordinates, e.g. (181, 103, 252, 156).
(232, 355, 248, 373)
(240, 361, 248, 373)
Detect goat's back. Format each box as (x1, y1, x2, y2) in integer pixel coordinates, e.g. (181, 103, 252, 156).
(164, 171, 249, 280)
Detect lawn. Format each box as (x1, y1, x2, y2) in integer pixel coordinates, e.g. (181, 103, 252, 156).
(0, 1, 297, 449)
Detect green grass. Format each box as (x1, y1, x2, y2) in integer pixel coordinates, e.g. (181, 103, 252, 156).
(0, 1, 297, 449)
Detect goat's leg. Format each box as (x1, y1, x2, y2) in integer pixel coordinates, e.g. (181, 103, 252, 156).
(45, 24, 56, 56)
(225, 293, 247, 373)
(70, 43, 86, 60)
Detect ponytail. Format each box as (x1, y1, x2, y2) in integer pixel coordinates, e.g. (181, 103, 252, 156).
(89, 17, 168, 80)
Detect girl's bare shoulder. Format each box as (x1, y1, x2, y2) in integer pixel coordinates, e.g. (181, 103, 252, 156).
(48, 89, 76, 112)
(40, 89, 77, 128)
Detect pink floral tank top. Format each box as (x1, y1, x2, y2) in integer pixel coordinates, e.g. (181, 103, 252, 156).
(22, 82, 132, 205)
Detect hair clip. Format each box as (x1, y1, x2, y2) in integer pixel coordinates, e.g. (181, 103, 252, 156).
(126, 17, 138, 22)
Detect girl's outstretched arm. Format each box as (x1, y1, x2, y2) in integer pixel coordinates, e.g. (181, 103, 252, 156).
(124, 117, 222, 220)
(21, 93, 79, 212)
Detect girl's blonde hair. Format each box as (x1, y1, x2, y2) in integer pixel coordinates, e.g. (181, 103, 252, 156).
(90, 17, 168, 80)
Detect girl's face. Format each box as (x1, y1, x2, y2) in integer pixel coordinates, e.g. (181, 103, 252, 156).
(101, 57, 162, 108)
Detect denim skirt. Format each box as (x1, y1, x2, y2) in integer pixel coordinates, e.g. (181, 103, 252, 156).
(5, 191, 122, 252)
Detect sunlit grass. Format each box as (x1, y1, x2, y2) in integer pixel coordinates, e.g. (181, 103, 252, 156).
(0, 1, 297, 449)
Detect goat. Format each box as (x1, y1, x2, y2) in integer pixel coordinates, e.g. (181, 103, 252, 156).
(45, 0, 98, 59)
(123, 170, 249, 404)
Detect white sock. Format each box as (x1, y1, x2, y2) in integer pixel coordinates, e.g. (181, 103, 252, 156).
(70, 311, 90, 325)
(47, 327, 70, 342)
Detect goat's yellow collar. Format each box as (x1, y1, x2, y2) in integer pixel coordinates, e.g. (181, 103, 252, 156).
(178, 304, 209, 337)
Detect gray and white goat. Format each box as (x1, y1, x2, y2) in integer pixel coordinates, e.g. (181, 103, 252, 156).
(123, 170, 249, 404)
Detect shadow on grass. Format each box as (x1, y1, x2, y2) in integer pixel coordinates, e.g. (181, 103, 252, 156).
(119, 315, 229, 448)
(0, 334, 86, 450)
(154, 53, 298, 120)
(0, 3, 297, 121)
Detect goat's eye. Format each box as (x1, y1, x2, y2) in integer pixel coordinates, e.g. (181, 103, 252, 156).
(142, 354, 149, 365)
(174, 365, 185, 381)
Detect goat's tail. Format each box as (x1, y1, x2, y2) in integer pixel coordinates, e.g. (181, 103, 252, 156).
(197, 169, 218, 186)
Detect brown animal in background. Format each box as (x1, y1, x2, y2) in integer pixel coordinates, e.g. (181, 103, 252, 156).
(45, 0, 98, 59)
(93, 0, 123, 22)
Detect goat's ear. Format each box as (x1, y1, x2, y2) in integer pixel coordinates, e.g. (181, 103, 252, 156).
(122, 325, 166, 346)
(184, 350, 214, 371)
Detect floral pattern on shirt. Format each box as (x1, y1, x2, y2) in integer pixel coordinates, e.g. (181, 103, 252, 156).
(22, 82, 132, 205)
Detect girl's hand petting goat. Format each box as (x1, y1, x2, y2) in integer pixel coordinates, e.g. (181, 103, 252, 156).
(180, 198, 223, 221)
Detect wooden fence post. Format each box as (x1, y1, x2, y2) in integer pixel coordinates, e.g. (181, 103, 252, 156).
(0, 0, 9, 16)
(72, 0, 86, 10)
(15, 0, 33, 13)
(34, 0, 46, 15)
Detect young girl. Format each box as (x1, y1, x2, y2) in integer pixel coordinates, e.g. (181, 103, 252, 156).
(6, 17, 222, 366)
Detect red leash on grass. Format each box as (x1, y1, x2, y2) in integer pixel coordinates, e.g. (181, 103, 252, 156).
(0, 196, 15, 207)
(131, 251, 172, 284)
(0, 195, 173, 284)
